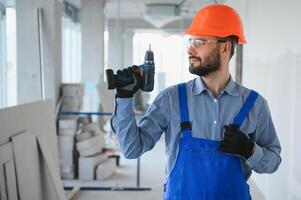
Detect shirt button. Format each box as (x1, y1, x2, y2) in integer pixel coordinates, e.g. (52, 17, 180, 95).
(213, 121, 217, 124)
(214, 99, 218, 103)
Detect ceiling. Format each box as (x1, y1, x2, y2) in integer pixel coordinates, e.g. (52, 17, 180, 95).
(67, 0, 226, 19)
(0, 0, 15, 7)
(2, 0, 226, 15)
(66, 0, 225, 28)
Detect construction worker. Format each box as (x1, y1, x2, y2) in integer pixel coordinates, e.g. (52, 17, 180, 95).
(111, 4, 281, 199)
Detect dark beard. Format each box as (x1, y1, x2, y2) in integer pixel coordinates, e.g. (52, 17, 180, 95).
(188, 49, 221, 77)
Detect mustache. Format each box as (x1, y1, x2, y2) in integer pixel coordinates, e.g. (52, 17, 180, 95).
(189, 56, 201, 60)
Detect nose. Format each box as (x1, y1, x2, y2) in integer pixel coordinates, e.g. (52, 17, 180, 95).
(187, 46, 196, 56)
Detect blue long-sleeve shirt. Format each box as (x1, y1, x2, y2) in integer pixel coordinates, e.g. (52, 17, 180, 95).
(111, 77, 281, 179)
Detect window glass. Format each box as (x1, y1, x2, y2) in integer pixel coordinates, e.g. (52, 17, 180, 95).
(6, 7, 17, 107)
(62, 2, 81, 83)
(62, 16, 81, 83)
(0, 5, 17, 108)
(0, 4, 6, 107)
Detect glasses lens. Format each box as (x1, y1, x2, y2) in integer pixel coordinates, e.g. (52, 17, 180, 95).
(194, 39, 205, 47)
(188, 39, 207, 48)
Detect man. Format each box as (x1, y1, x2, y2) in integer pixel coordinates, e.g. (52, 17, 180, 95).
(111, 4, 281, 200)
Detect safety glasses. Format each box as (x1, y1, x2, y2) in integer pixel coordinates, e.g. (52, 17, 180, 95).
(188, 38, 226, 48)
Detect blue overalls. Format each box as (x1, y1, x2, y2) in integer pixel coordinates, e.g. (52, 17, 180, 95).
(163, 83, 258, 200)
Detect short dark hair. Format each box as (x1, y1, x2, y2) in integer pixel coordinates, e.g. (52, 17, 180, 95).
(227, 35, 238, 59)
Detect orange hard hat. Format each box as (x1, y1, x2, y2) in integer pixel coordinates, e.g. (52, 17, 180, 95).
(185, 4, 246, 44)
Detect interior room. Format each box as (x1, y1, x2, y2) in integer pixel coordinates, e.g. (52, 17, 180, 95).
(0, 0, 300, 199)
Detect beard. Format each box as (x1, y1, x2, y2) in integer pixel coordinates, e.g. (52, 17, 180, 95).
(188, 48, 221, 77)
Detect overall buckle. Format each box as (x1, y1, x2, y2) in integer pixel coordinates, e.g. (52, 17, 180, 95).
(180, 121, 192, 131)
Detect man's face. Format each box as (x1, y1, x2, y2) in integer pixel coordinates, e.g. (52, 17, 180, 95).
(187, 36, 222, 77)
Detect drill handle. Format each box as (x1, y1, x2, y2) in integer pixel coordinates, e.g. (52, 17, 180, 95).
(106, 69, 116, 89)
(106, 69, 135, 89)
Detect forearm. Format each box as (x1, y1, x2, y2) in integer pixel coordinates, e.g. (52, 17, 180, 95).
(246, 99, 282, 174)
(246, 143, 281, 174)
(111, 98, 157, 159)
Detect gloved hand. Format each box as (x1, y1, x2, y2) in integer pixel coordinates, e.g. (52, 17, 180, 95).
(116, 65, 142, 98)
(219, 124, 255, 159)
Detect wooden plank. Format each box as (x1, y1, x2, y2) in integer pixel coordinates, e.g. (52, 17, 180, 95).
(4, 160, 18, 200)
(12, 132, 41, 200)
(37, 135, 67, 200)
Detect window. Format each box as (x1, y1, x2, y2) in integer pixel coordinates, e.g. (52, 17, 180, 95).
(133, 32, 195, 102)
(0, 4, 6, 107)
(0, 5, 17, 108)
(62, 1, 81, 83)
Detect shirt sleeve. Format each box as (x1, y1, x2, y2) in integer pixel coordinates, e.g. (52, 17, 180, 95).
(111, 91, 170, 159)
(246, 99, 282, 173)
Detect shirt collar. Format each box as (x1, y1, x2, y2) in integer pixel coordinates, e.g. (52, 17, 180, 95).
(192, 76, 240, 97)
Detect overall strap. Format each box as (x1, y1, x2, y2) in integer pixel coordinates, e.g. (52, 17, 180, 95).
(233, 90, 259, 127)
(178, 83, 192, 134)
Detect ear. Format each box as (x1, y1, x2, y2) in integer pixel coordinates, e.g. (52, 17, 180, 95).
(220, 41, 231, 58)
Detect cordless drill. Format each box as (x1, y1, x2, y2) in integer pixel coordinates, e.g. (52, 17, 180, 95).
(106, 45, 155, 92)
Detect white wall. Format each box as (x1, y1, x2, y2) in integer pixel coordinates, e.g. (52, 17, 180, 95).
(227, 0, 301, 199)
(16, 0, 62, 105)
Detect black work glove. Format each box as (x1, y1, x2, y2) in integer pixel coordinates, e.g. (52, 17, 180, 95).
(116, 66, 142, 98)
(219, 124, 255, 159)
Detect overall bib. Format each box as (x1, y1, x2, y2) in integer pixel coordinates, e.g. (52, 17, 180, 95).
(163, 83, 258, 200)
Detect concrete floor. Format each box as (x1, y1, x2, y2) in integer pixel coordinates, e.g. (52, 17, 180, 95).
(78, 137, 267, 200)
(78, 137, 166, 200)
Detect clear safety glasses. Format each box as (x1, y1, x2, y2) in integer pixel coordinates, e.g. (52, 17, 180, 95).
(188, 38, 226, 48)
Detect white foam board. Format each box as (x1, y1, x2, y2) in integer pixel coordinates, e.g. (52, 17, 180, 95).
(0, 142, 16, 200)
(37, 135, 67, 200)
(58, 128, 77, 136)
(0, 100, 64, 200)
(78, 153, 108, 180)
(60, 164, 74, 174)
(82, 123, 98, 132)
(76, 135, 105, 152)
(61, 171, 74, 180)
(62, 84, 84, 98)
(78, 116, 90, 124)
(12, 132, 41, 200)
(58, 135, 74, 151)
(59, 153, 73, 166)
(77, 145, 102, 157)
(4, 160, 18, 200)
(59, 119, 78, 130)
(97, 82, 115, 124)
(75, 132, 92, 142)
(97, 82, 115, 112)
(95, 158, 116, 180)
(60, 98, 81, 112)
